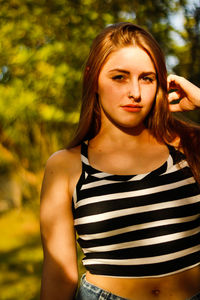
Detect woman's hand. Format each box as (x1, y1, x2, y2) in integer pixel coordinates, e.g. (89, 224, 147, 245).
(167, 74, 200, 112)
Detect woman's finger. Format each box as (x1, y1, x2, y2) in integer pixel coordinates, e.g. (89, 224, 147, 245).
(168, 91, 181, 102)
(169, 103, 182, 112)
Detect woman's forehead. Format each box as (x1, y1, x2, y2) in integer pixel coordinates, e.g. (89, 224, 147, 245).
(101, 46, 156, 73)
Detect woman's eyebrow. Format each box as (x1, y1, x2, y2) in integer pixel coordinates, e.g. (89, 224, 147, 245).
(108, 69, 156, 76)
(140, 71, 157, 77)
(108, 69, 130, 74)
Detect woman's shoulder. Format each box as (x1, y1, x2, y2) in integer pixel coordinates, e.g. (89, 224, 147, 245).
(45, 145, 81, 177)
(41, 145, 82, 201)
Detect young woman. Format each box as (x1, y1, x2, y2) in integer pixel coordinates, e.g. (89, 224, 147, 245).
(40, 23, 200, 300)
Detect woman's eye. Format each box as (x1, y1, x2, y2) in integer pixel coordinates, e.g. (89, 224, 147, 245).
(112, 75, 125, 81)
(142, 76, 154, 83)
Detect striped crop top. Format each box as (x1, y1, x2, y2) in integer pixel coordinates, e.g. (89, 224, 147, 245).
(72, 141, 200, 278)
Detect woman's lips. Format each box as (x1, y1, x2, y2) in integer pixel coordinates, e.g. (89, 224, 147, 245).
(121, 104, 142, 112)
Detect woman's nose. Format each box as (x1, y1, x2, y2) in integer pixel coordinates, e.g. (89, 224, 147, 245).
(128, 80, 141, 101)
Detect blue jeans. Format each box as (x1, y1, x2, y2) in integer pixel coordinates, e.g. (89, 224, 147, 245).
(75, 274, 200, 300)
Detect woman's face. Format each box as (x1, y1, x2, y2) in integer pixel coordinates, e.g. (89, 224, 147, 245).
(97, 46, 157, 131)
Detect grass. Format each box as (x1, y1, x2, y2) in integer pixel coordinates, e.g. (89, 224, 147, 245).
(0, 207, 85, 300)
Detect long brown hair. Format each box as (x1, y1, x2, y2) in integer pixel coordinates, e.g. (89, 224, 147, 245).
(68, 22, 200, 183)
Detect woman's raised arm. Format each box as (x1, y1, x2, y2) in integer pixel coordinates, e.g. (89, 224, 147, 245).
(167, 74, 200, 112)
(40, 150, 80, 300)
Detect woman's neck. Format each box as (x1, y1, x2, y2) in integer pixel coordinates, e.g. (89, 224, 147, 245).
(91, 124, 159, 150)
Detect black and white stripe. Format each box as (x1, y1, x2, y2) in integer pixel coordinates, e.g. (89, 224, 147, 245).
(73, 142, 200, 278)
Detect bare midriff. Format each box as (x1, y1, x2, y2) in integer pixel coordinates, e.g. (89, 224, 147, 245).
(86, 265, 200, 300)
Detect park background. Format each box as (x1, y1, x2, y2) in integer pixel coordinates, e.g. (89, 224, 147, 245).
(0, 0, 200, 299)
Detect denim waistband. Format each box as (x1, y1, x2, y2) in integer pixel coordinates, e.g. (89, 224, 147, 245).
(76, 274, 127, 300)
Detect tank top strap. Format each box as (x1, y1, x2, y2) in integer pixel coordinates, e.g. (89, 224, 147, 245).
(81, 141, 102, 176)
(166, 144, 186, 165)
(81, 141, 90, 165)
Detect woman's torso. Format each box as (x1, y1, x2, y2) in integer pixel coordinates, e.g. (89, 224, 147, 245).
(68, 140, 200, 300)
(86, 266, 200, 300)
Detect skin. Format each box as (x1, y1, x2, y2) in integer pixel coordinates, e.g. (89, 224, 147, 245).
(40, 47, 200, 300)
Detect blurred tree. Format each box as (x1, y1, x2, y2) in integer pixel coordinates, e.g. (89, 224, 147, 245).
(0, 0, 198, 208)
(172, 1, 200, 122)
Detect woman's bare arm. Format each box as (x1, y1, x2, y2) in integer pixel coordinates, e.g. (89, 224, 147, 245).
(40, 149, 80, 300)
